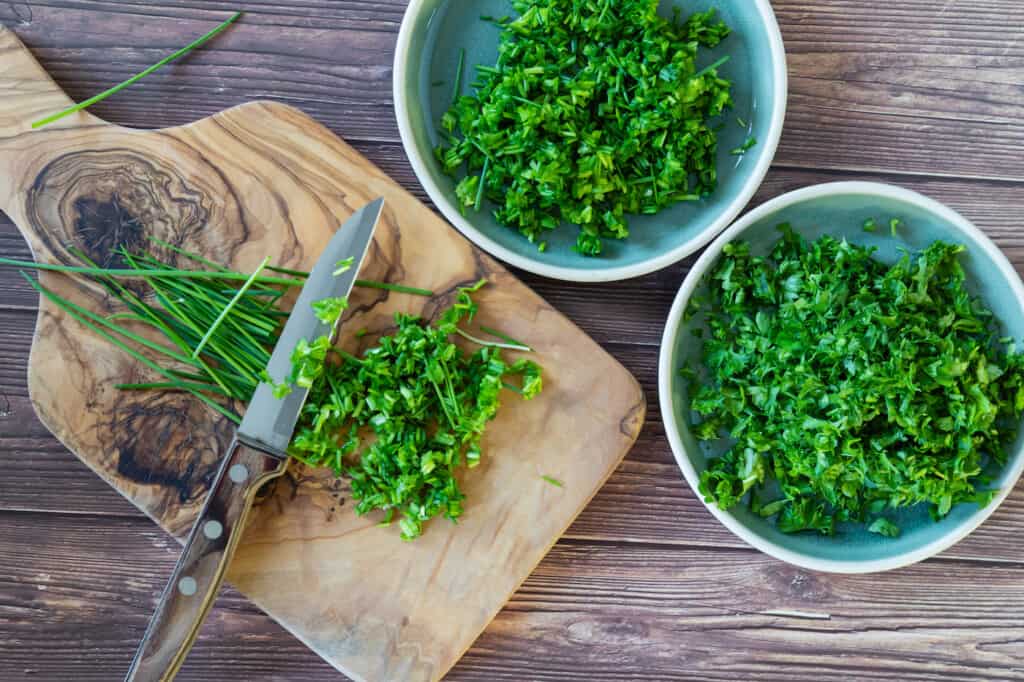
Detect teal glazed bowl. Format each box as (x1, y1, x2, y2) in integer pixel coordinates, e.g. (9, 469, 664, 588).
(659, 182, 1024, 572)
(394, 0, 787, 282)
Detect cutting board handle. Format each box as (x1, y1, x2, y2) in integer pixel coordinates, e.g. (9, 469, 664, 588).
(0, 25, 106, 209)
(0, 25, 103, 133)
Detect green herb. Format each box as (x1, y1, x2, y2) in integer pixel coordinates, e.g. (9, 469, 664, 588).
(32, 11, 242, 129)
(479, 324, 533, 352)
(689, 224, 1024, 536)
(20, 271, 245, 424)
(730, 135, 757, 155)
(890, 218, 902, 237)
(452, 48, 466, 105)
(312, 296, 349, 326)
(0, 256, 432, 297)
(542, 475, 564, 487)
(288, 280, 542, 540)
(191, 256, 269, 358)
(868, 518, 901, 538)
(435, 1, 733, 256)
(333, 257, 355, 276)
(862, 218, 878, 233)
(353, 280, 434, 297)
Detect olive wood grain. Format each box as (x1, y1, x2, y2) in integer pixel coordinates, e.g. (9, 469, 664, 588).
(0, 25, 645, 682)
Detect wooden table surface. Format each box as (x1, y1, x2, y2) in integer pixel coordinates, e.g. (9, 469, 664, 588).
(1, 2, 1023, 680)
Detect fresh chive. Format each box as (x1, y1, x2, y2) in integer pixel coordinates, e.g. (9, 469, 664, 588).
(455, 328, 531, 352)
(148, 236, 230, 272)
(452, 48, 466, 105)
(192, 256, 269, 358)
(32, 11, 242, 129)
(0, 257, 302, 287)
(354, 280, 433, 296)
(479, 325, 533, 351)
(691, 55, 731, 81)
(730, 135, 757, 155)
(474, 156, 490, 211)
(22, 273, 241, 424)
(333, 257, 355, 276)
(542, 475, 564, 487)
(116, 381, 231, 397)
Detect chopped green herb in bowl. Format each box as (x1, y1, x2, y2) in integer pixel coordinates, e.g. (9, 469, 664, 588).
(435, 3, 735, 257)
(394, 0, 787, 281)
(659, 182, 1024, 573)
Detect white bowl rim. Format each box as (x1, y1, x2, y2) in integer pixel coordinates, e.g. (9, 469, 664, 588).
(393, 0, 788, 283)
(658, 181, 1024, 573)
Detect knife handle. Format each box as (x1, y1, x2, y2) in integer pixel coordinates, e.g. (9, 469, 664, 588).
(125, 439, 287, 682)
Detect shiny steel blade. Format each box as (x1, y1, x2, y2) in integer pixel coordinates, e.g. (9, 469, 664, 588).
(237, 198, 384, 456)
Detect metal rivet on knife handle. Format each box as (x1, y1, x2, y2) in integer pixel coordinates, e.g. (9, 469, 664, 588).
(177, 577, 197, 597)
(228, 464, 248, 483)
(202, 520, 224, 540)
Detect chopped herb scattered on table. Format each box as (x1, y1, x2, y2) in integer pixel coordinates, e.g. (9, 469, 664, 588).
(686, 225, 1024, 536)
(435, 0, 735, 256)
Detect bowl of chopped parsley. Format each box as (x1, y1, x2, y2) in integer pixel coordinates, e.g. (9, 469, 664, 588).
(659, 182, 1024, 572)
(394, 0, 786, 281)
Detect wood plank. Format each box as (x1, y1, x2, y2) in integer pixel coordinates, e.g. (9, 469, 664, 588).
(2, 306, 1023, 565)
(5, 163, 1024, 350)
(1, 511, 1023, 682)
(1, 1, 1022, 179)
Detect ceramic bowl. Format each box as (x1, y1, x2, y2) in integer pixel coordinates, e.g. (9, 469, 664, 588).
(394, 0, 787, 282)
(659, 182, 1024, 573)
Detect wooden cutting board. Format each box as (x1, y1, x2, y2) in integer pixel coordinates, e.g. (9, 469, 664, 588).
(0, 25, 645, 682)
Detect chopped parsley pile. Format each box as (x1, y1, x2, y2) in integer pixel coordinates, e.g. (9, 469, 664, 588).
(687, 226, 1024, 536)
(287, 281, 542, 540)
(435, 0, 735, 256)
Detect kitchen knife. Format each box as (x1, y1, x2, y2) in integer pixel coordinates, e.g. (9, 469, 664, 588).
(125, 197, 385, 682)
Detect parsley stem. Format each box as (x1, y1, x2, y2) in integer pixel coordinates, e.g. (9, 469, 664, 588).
(32, 11, 242, 129)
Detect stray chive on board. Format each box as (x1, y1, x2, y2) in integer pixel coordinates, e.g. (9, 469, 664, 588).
(435, 0, 736, 256)
(685, 225, 1024, 536)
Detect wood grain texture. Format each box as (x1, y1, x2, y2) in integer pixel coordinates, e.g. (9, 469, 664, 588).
(0, 25, 644, 682)
(2, 1, 1024, 681)
(3, 512, 1024, 682)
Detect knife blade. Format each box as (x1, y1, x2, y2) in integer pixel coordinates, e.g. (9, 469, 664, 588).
(125, 197, 385, 682)
(239, 196, 384, 456)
